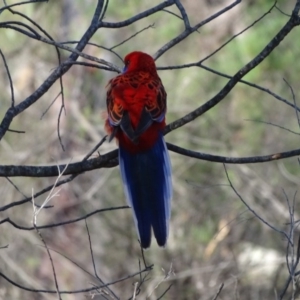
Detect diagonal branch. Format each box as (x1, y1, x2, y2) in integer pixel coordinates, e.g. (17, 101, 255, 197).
(99, 0, 174, 28)
(0, 0, 106, 140)
(164, 12, 300, 134)
(154, 0, 242, 59)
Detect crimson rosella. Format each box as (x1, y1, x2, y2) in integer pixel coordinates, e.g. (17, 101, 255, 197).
(105, 51, 172, 248)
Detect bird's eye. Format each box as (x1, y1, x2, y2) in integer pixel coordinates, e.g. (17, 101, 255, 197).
(123, 60, 129, 73)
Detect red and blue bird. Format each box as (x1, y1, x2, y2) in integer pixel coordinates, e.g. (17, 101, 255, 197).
(105, 51, 172, 248)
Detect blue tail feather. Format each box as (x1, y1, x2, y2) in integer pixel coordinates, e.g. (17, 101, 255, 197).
(119, 134, 172, 248)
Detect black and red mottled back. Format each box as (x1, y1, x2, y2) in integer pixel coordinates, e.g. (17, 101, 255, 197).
(106, 52, 167, 153)
(105, 51, 172, 248)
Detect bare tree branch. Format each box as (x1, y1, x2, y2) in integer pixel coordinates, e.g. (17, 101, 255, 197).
(0, 49, 14, 106)
(99, 0, 174, 28)
(224, 164, 291, 243)
(154, 0, 242, 59)
(0, 266, 153, 294)
(164, 11, 300, 135)
(0, 0, 107, 140)
(0, 206, 129, 230)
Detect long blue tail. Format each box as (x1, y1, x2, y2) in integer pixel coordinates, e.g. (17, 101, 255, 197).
(119, 134, 172, 248)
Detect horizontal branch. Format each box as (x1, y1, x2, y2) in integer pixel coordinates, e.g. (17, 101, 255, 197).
(0, 206, 129, 231)
(0, 149, 118, 177)
(0, 265, 153, 294)
(1, 142, 300, 178)
(167, 144, 300, 164)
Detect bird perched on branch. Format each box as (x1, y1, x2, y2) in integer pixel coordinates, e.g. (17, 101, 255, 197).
(105, 51, 172, 248)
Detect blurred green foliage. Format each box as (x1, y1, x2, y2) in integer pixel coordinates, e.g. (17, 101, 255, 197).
(0, 1, 299, 299)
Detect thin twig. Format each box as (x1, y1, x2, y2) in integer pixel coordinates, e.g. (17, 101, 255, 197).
(0, 206, 129, 230)
(157, 283, 173, 300)
(61, 41, 123, 63)
(154, 0, 241, 59)
(32, 180, 63, 300)
(223, 164, 291, 243)
(111, 24, 155, 50)
(158, 63, 300, 113)
(57, 104, 66, 151)
(0, 0, 48, 14)
(33, 163, 69, 221)
(0, 49, 15, 107)
(244, 119, 300, 136)
(0, 265, 153, 294)
(99, 0, 174, 28)
(34, 224, 62, 299)
(0, 136, 109, 212)
(85, 220, 119, 299)
(164, 13, 300, 134)
(40, 92, 62, 119)
(6, 128, 25, 133)
(161, 9, 182, 20)
(132, 282, 139, 300)
(284, 78, 300, 129)
(199, 1, 276, 64)
(212, 283, 224, 300)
